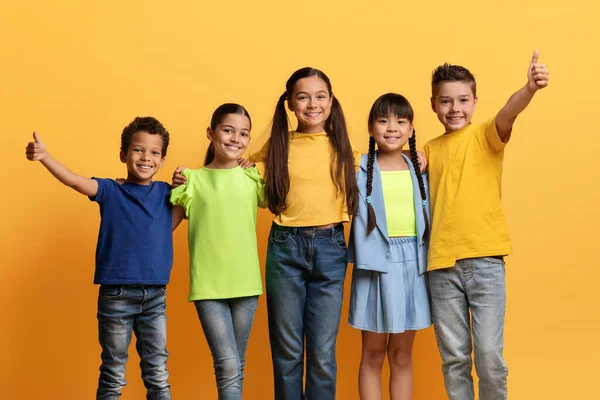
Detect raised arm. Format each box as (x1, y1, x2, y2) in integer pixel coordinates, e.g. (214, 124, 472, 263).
(26, 132, 98, 197)
(495, 50, 549, 142)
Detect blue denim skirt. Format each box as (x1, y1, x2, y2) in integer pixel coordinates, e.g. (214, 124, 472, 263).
(349, 237, 431, 333)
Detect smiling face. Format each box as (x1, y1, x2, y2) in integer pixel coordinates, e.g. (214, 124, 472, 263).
(120, 131, 165, 185)
(288, 75, 333, 133)
(207, 113, 251, 167)
(370, 113, 414, 154)
(431, 81, 478, 133)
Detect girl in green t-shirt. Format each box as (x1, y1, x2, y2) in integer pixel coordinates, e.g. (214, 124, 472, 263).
(170, 103, 266, 400)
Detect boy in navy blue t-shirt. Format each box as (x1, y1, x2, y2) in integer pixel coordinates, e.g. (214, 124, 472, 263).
(26, 117, 184, 400)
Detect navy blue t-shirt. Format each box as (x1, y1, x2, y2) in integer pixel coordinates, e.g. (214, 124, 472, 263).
(89, 178, 173, 284)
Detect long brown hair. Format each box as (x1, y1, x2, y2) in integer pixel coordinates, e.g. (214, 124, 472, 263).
(265, 67, 358, 216)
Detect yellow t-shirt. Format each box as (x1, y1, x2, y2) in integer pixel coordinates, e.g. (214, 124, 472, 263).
(250, 131, 361, 227)
(424, 118, 513, 271)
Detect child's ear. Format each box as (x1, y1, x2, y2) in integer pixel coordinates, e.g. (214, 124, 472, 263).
(159, 157, 165, 169)
(206, 127, 214, 141)
(430, 97, 437, 113)
(473, 96, 478, 110)
(287, 99, 294, 112)
(119, 150, 126, 163)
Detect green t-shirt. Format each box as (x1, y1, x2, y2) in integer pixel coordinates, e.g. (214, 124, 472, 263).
(170, 166, 266, 301)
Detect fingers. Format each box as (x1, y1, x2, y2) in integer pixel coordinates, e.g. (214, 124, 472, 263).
(171, 166, 187, 187)
(33, 131, 42, 144)
(237, 157, 255, 169)
(25, 139, 42, 161)
(531, 64, 549, 88)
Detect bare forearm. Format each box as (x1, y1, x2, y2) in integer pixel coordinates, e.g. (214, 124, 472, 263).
(40, 153, 98, 196)
(495, 84, 537, 141)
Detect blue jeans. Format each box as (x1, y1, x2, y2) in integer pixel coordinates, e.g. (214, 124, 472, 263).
(194, 296, 259, 400)
(97, 285, 171, 400)
(266, 223, 348, 400)
(428, 257, 508, 400)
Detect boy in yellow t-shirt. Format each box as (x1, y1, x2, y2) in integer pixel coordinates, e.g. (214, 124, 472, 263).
(424, 51, 549, 400)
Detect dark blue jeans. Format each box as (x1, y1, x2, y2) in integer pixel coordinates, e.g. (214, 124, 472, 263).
(96, 285, 171, 400)
(266, 223, 348, 400)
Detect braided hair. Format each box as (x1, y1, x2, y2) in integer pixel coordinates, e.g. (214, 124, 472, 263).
(366, 93, 429, 242)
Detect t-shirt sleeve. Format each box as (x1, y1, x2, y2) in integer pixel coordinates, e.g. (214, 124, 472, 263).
(351, 140, 362, 172)
(481, 117, 506, 152)
(249, 139, 269, 179)
(89, 178, 113, 204)
(169, 169, 194, 218)
(244, 167, 267, 209)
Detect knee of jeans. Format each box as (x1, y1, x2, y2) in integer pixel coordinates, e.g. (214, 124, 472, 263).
(474, 348, 507, 378)
(214, 357, 242, 385)
(361, 348, 386, 369)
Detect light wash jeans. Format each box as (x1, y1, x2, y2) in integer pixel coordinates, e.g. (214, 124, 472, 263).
(195, 296, 259, 400)
(266, 223, 348, 400)
(428, 256, 508, 400)
(97, 284, 171, 400)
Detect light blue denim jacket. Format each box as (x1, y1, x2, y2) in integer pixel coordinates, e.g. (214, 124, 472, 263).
(348, 153, 430, 275)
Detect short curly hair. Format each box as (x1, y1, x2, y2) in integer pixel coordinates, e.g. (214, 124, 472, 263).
(121, 116, 170, 157)
(431, 63, 477, 98)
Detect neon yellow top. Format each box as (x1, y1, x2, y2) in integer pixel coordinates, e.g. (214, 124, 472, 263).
(381, 170, 417, 237)
(170, 166, 265, 301)
(424, 117, 513, 271)
(250, 131, 361, 227)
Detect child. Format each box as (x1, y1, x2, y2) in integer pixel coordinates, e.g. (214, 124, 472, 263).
(25, 117, 184, 400)
(425, 51, 549, 400)
(348, 93, 431, 400)
(251, 67, 360, 399)
(169, 103, 265, 400)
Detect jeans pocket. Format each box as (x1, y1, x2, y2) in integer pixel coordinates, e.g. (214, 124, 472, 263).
(100, 285, 124, 299)
(270, 229, 291, 243)
(331, 230, 347, 249)
(484, 256, 505, 266)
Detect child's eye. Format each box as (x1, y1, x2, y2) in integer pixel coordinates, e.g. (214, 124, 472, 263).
(441, 100, 450, 104)
(224, 128, 232, 133)
(297, 96, 308, 101)
(318, 95, 327, 99)
(241, 132, 249, 137)
(460, 99, 469, 103)
(134, 148, 142, 152)
(152, 151, 161, 156)
(378, 119, 387, 124)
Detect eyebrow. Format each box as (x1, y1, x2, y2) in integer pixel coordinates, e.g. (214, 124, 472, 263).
(295, 90, 328, 96)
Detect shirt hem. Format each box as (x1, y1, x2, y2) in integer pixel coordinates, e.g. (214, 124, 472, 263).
(188, 289, 263, 301)
(427, 247, 513, 271)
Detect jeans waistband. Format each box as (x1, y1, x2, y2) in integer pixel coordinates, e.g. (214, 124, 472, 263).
(272, 222, 343, 238)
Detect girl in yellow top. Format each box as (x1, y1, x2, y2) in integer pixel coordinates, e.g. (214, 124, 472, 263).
(170, 103, 265, 400)
(250, 67, 360, 399)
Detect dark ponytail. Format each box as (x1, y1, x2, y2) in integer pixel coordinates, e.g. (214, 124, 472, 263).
(265, 68, 358, 216)
(408, 130, 429, 243)
(366, 136, 377, 235)
(265, 92, 291, 214)
(203, 103, 251, 167)
(204, 142, 215, 166)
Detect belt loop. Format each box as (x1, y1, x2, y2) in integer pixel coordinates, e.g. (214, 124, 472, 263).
(292, 227, 297, 236)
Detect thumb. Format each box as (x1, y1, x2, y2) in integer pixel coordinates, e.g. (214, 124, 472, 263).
(530, 49, 539, 65)
(33, 131, 43, 144)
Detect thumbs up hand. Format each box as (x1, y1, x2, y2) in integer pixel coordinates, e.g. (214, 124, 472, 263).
(26, 132, 48, 161)
(527, 50, 549, 91)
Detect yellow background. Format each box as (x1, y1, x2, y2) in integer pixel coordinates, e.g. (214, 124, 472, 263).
(1, 1, 598, 399)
